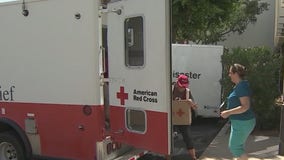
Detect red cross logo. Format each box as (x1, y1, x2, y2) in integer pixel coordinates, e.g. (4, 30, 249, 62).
(116, 86, 128, 105)
(176, 108, 185, 117)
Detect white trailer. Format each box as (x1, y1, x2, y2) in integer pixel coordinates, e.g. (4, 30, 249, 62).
(172, 44, 223, 118)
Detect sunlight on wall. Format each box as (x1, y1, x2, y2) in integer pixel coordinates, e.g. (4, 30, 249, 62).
(0, 0, 17, 3)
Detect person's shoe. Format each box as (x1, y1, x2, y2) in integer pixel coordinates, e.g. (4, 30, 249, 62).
(188, 148, 197, 160)
(236, 154, 248, 160)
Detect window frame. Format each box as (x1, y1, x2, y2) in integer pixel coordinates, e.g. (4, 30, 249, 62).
(124, 15, 146, 69)
(125, 108, 147, 134)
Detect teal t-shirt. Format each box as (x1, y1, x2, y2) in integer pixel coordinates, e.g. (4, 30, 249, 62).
(227, 80, 255, 120)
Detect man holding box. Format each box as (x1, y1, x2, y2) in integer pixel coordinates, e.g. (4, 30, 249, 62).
(173, 74, 198, 160)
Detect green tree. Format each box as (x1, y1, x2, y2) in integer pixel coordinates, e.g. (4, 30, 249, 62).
(172, 0, 269, 44)
(221, 47, 282, 129)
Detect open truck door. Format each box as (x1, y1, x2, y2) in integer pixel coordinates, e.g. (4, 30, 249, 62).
(106, 0, 172, 155)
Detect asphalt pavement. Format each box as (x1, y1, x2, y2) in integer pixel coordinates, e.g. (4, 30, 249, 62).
(172, 118, 226, 160)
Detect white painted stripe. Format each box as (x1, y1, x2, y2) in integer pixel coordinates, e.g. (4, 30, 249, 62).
(1, 108, 5, 114)
(27, 113, 35, 117)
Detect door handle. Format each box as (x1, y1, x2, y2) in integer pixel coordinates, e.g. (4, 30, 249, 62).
(114, 129, 124, 134)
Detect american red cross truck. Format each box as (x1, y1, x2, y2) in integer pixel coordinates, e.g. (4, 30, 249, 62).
(0, 0, 172, 159)
(0, 0, 224, 159)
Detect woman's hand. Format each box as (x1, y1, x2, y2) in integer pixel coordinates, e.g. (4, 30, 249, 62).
(220, 110, 230, 119)
(191, 103, 198, 110)
(175, 97, 181, 100)
(187, 99, 198, 109)
(220, 97, 250, 119)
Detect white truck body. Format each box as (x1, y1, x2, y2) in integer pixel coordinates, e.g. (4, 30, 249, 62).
(172, 44, 223, 118)
(0, 0, 171, 160)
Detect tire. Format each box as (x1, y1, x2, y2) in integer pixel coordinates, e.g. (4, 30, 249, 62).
(0, 132, 26, 160)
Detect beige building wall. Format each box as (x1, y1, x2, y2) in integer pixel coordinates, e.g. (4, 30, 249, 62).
(275, 0, 284, 47)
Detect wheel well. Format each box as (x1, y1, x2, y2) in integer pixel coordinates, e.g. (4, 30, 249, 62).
(0, 117, 32, 159)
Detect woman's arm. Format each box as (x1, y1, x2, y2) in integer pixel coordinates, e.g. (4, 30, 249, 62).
(220, 96, 250, 118)
(186, 88, 198, 109)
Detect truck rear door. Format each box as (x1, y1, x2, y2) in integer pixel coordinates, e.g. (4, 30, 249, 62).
(107, 0, 171, 155)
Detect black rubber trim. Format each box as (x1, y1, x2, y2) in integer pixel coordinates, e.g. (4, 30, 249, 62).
(33, 155, 75, 160)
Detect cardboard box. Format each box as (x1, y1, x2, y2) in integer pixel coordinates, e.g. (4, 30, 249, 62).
(172, 100, 192, 125)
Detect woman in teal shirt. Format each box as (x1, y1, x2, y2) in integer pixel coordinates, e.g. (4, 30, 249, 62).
(221, 63, 256, 160)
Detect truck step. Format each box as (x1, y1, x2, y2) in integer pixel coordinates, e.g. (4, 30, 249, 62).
(113, 149, 148, 160)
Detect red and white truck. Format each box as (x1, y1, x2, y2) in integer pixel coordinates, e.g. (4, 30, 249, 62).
(0, 0, 224, 160)
(0, 0, 172, 159)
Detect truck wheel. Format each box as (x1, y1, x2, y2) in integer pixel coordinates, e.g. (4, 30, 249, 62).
(0, 132, 26, 160)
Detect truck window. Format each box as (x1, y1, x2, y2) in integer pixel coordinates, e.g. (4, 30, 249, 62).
(124, 16, 144, 67)
(126, 109, 146, 133)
